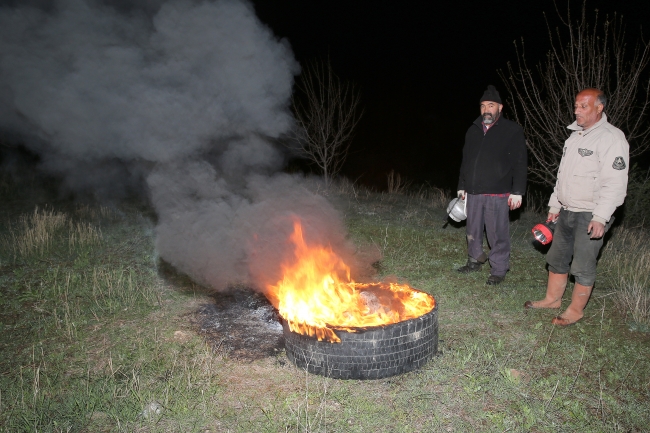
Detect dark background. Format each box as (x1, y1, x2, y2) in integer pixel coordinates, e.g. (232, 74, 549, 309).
(1, 0, 649, 193)
(253, 0, 650, 191)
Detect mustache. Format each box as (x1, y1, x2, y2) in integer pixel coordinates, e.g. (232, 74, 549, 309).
(482, 110, 499, 119)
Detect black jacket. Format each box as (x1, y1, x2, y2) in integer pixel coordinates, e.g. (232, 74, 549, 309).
(458, 116, 527, 195)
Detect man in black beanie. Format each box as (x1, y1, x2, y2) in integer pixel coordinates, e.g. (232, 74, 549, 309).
(456, 85, 527, 285)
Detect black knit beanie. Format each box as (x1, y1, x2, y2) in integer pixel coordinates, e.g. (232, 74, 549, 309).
(480, 85, 502, 104)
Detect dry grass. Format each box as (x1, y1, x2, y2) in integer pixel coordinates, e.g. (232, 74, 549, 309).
(10, 206, 68, 258)
(68, 220, 102, 252)
(601, 227, 650, 327)
(91, 267, 158, 313)
(330, 176, 372, 200)
(4, 206, 106, 260)
(51, 272, 79, 340)
(75, 203, 115, 220)
(412, 184, 449, 209)
(386, 170, 410, 195)
(617, 281, 650, 328)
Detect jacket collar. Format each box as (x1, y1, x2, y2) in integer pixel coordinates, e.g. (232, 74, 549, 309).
(567, 113, 608, 134)
(473, 115, 501, 128)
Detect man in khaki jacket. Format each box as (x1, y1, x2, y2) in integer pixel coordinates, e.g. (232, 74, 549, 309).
(524, 88, 629, 326)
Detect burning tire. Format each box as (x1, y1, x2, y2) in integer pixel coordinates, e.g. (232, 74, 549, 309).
(282, 304, 438, 380)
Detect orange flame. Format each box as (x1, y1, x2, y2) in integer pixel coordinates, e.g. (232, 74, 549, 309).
(267, 218, 435, 343)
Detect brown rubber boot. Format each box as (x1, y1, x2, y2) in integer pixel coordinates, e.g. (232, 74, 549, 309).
(551, 283, 593, 326)
(523, 271, 567, 309)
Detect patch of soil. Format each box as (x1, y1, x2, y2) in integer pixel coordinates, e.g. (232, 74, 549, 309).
(193, 287, 284, 361)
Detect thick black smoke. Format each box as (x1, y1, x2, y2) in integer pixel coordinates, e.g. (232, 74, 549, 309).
(0, 0, 295, 167)
(0, 0, 369, 292)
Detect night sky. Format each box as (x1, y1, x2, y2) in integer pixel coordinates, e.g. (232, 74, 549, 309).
(253, 0, 650, 190)
(1, 0, 649, 193)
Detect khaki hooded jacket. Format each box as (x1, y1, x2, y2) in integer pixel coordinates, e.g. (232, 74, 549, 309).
(548, 113, 629, 224)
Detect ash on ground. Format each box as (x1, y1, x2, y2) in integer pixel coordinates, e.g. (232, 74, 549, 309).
(193, 288, 284, 361)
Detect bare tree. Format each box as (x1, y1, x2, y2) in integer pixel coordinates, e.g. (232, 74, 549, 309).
(500, 1, 650, 186)
(291, 59, 363, 186)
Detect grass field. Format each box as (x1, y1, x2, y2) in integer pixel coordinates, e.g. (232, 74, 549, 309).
(1, 177, 649, 432)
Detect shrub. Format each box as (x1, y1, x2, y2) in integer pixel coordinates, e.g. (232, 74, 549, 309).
(600, 226, 650, 329)
(620, 164, 650, 228)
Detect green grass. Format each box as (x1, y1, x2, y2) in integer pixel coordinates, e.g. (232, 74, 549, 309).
(0, 178, 649, 432)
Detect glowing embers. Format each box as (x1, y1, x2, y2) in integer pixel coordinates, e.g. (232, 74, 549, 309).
(267, 218, 436, 343)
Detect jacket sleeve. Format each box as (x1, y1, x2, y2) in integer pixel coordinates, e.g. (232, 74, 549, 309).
(457, 163, 466, 190)
(511, 127, 528, 195)
(548, 139, 563, 211)
(548, 185, 562, 212)
(592, 131, 629, 221)
(457, 136, 468, 190)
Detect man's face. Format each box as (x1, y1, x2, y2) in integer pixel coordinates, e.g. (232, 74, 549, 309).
(480, 101, 502, 125)
(574, 91, 603, 129)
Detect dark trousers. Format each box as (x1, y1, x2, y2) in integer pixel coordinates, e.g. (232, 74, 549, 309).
(546, 210, 610, 286)
(465, 194, 510, 276)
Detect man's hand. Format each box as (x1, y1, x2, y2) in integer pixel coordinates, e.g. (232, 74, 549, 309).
(548, 212, 560, 222)
(508, 194, 522, 210)
(587, 221, 605, 239)
(457, 190, 465, 199)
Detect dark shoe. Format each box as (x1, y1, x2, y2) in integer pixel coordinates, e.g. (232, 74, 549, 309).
(486, 275, 505, 285)
(457, 260, 482, 274)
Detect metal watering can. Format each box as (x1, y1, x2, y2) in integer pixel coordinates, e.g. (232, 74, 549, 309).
(446, 196, 467, 222)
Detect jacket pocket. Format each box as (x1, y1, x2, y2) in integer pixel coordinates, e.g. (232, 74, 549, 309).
(569, 175, 595, 204)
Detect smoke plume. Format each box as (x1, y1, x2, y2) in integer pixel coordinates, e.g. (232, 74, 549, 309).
(0, 0, 367, 292)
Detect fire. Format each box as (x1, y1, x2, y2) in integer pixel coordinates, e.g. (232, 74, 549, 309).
(267, 218, 435, 343)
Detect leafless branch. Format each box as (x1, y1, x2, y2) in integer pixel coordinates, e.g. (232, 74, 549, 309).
(499, 0, 650, 186)
(291, 58, 363, 186)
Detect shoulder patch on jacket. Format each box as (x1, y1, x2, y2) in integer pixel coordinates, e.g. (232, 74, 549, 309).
(578, 148, 593, 157)
(612, 156, 626, 170)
